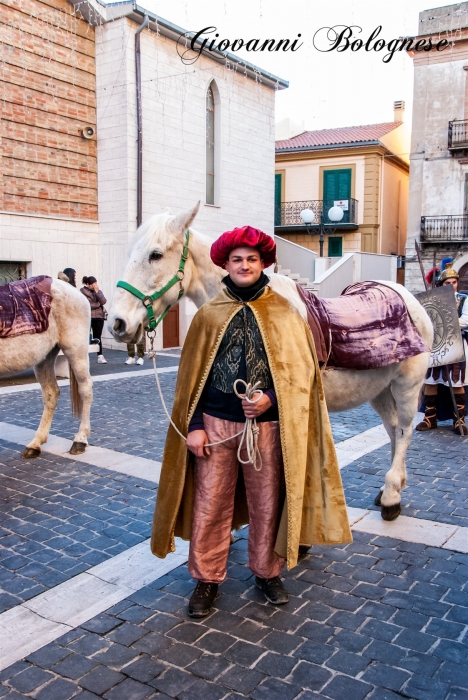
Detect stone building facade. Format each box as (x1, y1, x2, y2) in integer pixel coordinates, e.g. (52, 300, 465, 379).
(405, 2, 468, 293)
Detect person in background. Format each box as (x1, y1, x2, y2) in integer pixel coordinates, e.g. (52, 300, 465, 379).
(125, 336, 145, 366)
(58, 268, 77, 287)
(417, 262, 468, 435)
(80, 276, 108, 365)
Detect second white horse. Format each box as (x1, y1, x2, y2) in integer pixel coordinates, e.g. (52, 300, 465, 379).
(0, 279, 93, 458)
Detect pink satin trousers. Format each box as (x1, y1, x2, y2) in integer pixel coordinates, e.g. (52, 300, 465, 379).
(188, 414, 286, 583)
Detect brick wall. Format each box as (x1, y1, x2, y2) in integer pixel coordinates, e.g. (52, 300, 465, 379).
(1, 0, 97, 219)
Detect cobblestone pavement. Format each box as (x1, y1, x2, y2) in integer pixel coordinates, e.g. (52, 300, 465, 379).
(0, 350, 179, 388)
(0, 366, 467, 699)
(0, 373, 179, 460)
(0, 440, 155, 613)
(341, 428, 468, 528)
(1, 528, 467, 700)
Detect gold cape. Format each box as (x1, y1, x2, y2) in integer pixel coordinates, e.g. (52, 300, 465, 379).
(150, 286, 352, 569)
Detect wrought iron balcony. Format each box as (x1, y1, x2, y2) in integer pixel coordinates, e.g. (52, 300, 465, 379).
(275, 199, 358, 228)
(421, 215, 468, 243)
(448, 119, 468, 154)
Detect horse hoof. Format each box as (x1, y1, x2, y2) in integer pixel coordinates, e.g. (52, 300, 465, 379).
(374, 490, 383, 506)
(70, 441, 87, 455)
(21, 447, 41, 459)
(381, 504, 401, 521)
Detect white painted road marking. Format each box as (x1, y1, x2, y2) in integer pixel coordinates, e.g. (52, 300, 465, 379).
(0, 423, 161, 483)
(352, 510, 467, 551)
(0, 538, 189, 672)
(335, 424, 390, 470)
(0, 366, 179, 396)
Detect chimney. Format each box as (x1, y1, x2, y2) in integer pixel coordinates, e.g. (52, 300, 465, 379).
(394, 100, 405, 122)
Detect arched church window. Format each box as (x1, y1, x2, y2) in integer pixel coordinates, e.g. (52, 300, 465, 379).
(206, 81, 220, 205)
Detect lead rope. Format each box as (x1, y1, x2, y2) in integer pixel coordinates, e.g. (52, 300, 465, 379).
(147, 332, 263, 470)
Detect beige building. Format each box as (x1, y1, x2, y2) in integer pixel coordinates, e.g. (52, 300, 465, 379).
(275, 106, 410, 269)
(405, 2, 468, 293)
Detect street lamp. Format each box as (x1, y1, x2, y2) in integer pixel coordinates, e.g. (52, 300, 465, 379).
(300, 205, 344, 257)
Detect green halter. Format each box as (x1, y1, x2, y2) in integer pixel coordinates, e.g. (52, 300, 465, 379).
(116, 230, 190, 332)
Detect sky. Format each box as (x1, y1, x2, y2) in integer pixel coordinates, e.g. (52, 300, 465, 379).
(137, 0, 435, 131)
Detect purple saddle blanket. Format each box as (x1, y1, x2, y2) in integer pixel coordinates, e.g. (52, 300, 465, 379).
(297, 281, 430, 370)
(0, 276, 53, 338)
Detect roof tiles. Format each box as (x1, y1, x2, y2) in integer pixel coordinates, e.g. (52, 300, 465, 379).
(275, 122, 401, 151)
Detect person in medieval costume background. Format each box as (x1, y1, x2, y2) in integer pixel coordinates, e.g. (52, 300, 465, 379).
(417, 259, 468, 435)
(151, 226, 351, 618)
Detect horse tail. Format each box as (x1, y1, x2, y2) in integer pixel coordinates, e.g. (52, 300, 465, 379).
(69, 365, 83, 419)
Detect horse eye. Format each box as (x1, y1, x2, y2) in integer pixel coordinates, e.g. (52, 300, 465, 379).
(149, 251, 162, 262)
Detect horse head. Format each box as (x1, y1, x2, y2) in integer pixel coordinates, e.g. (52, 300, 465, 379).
(109, 202, 202, 343)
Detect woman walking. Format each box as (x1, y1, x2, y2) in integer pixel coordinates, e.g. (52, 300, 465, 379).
(81, 276, 108, 364)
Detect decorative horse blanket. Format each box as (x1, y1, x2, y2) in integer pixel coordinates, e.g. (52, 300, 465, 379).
(0, 276, 53, 338)
(297, 281, 430, 370)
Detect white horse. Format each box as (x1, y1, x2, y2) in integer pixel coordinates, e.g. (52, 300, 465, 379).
(108, 204, 433, 520)
(0, 279, 93, 457)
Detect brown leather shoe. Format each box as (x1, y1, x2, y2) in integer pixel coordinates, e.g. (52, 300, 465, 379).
(453, 402, 468, 435)
(416, 395, 437, 431)
(255, 576, 289, 605)
(453, 418, 468, 435)
(188, 582, 218, 618)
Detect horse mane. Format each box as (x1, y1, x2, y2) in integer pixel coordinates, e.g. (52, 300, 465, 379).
(129, 212, 174, 251)
(129, 212, 215, 258)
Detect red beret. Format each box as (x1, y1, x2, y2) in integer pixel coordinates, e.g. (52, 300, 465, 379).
(210, 226, 276, 268)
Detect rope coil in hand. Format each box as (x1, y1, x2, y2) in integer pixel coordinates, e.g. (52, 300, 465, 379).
(149, 347, 263, 470)
(233, 379, 263, 471)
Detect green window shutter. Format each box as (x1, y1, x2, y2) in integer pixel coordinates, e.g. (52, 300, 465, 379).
(275, 173, 282, 226)
(323, 169, 351, 202)
(328, 237, 343, 257)
(323, 169, 351, 223)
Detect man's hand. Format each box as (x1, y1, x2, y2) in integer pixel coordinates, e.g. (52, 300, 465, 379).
(186, 429, 211, 458)
(242, 392, 272, 419)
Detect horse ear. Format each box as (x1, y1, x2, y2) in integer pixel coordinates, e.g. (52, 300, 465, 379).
(171, 202, 200, 235)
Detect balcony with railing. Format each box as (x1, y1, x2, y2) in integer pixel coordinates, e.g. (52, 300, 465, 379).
(275, 199, 358, 229)
(448, 120, 468, 156)
(421, 215, 468, 243)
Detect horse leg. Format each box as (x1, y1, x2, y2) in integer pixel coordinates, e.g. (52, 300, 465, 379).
(379, 366, 422, 521)
(22, 347, 60, 459)
(370, 386, 398, 509)
(64, 344, 93, 454)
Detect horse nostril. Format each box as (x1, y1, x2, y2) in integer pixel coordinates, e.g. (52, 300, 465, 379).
(113, 318, 126, 335)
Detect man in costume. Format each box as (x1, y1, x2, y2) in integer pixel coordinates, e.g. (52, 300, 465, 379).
(417, 263, 468, 435)
(151, 226, 351, 617)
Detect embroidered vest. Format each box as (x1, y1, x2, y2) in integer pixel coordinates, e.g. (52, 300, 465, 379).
(210, 305, 272, 393)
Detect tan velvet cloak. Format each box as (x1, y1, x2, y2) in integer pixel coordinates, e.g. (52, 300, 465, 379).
(150, 286, 352, 570)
